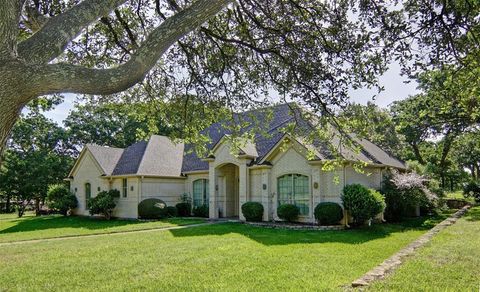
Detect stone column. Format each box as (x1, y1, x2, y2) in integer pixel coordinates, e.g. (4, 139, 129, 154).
(261, 168, 271, 221)
(208, 163, 218, 219)
(238, 161, 248, 221)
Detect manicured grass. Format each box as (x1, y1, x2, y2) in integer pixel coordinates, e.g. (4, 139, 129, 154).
(445, 190, 465, 199)
(368, 206, 480, 291)
(0, 214, 205, 243)
(0, 215, 447, 291)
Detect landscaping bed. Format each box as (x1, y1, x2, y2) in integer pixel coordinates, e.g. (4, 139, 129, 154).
(244, 221, 345, 230)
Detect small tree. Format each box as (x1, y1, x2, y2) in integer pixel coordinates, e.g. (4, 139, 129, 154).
(46, 184, 77, 216)
(342, 184, 385, 226)
(87, 190, 120, 220)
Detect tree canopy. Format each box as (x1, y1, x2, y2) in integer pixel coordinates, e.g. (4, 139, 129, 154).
(0, 0, 479, 164)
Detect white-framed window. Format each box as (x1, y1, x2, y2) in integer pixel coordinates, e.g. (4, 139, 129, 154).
(277, 174, 310, 215)
(85, 183, 91, 208)
(193, 179, 209, 208)
(122, 178, 128, 198)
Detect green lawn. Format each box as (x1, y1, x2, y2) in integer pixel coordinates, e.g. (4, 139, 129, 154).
(368, 206, 480, 291)
(0, 214, 205, 243)
(445, 190, 465, 199)
(0, 215, 448, 291)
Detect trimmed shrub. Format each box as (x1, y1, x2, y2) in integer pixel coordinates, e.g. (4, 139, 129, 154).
(46, 184, 78, 216)
(192, 204, 209, 217)
(342, 184, 385, 226)
(138, 198, 168, 219)
(166, 206, 178, 217)
(176, 202, 191, 217)
(463, 181, 480, 202)
(314, 202, 343, 225)
(277, 204, 300, 222)
(87, 189, 120, 220)
(241, 202, 264, 222)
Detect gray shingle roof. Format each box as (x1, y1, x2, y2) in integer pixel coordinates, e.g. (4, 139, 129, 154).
(86, 144, 124, 175)
(82, 103, 405, 176)
(136, 135, 184, 177)
(181, 103, 405, 172)
(111, 141, 148, 175)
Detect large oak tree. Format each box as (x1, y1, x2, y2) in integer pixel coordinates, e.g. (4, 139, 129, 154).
(0, 0, 478, 164)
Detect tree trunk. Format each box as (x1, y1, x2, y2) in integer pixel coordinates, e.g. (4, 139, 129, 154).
(470, 165, 476, 179)
(0, 96, 23, 164)
(34, 198, 40, 215)
(411, 142, 425, 165)
(5, 194, 10, 213)
(17, 202, 26, 217)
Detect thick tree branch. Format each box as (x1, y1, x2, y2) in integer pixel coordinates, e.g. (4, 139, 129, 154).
(32, 0, 233, 96)
(18, 0, 127, 64)
(0, 0, 25, 59)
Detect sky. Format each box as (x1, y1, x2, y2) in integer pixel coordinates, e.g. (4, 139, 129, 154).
(43, 61, 419, 126)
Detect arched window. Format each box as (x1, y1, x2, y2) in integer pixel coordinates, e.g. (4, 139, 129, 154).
(85, 183, 91, 208)
(193, 179, 209, 208)
(277, 174, 309, 215)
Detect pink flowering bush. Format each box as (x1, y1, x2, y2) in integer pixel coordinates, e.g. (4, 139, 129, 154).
(382, 170, 438, 221)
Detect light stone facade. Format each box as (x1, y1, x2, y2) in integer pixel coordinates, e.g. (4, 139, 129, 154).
(70, 137, 387, 222)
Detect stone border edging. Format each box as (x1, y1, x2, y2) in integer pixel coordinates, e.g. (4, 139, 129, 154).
(351, 205, 471, 287)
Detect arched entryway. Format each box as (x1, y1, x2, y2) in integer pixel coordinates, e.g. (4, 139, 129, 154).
(216, 163, 239, 218)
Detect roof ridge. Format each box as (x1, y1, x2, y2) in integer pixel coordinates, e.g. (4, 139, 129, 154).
(86, 143, 124, 150)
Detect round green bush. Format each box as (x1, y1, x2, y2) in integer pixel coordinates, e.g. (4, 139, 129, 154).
(87, 190, 120, 220)
(314, 202, 343, 225)
(342, 184, 386, 226)
(463, 181, 480, 202)
(138, 198, 168, 219)
(241, 202, 264, 222)
(192, 204, 209, 217)
(277, 204, 300, 222)
(166, 206, 178, 217)
(46, 184, 78, 216)
(176, 202, 191, 217)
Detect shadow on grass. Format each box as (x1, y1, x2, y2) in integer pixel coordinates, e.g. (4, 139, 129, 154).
(169, 215, 446, 246)
(0, 215, 196, 235)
